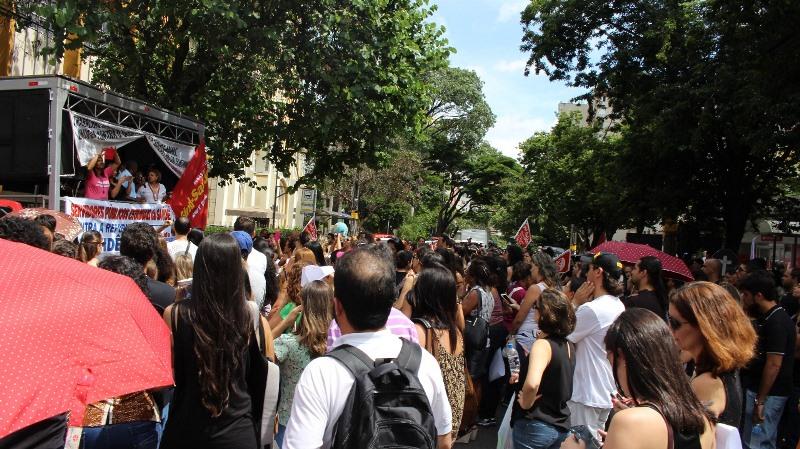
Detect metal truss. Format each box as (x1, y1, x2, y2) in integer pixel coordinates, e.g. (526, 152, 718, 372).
(64, 92, 201, 146)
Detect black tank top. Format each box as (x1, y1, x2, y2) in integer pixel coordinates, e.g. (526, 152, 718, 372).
(514, 337, 575, 430)
(638, 403, 702, 449)
(717, 370, 742, 428)
(160, 306, 257, 449)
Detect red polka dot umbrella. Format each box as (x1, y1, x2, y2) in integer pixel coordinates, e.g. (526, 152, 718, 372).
(589, 241, 694, 282)
(0, 239, 173, 438)
(6, 208, 84, 241)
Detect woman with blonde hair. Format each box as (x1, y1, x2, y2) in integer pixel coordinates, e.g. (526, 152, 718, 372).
(293, 247, 317, 265)
(273, 280, 333, 447)
(174, 253, 193, 281)
(669, 281, 757, 427)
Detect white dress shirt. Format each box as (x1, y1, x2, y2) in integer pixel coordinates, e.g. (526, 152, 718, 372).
(283, 329, 452, 449)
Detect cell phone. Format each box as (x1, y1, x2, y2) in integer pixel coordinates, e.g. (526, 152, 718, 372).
(103, 147, 116, 161)
(501, 293, 514, 304)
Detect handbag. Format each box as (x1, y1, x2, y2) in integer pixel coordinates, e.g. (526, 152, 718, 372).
(463, 286, 489, 353)
(246, 315, 281, 448)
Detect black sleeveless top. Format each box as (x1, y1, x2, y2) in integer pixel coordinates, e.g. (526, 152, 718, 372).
(717, 370, 743, 428)
(514, 338, 575, 430)
(160, 306, 257, 449)
(638, 403, 702, 449)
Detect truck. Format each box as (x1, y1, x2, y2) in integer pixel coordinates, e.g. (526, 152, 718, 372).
(455, 228, 489, 246)
(0, 75, 205, 211)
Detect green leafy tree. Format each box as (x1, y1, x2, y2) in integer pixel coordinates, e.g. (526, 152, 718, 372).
(520, 0, 800, 249)
(26, 0, 451, 185)
(510, 112, 631, 247)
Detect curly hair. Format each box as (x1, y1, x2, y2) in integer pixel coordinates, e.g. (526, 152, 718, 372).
(670, 282, 757, 375)
(536, 288, 576, 338)
(286, 261, 309, 305)
(0, 216, 50, 250)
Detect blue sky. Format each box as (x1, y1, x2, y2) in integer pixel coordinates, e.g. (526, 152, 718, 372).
(430, 0, 584, 158)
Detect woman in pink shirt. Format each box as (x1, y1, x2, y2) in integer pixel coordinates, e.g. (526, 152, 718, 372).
(85, 151, 121, 200)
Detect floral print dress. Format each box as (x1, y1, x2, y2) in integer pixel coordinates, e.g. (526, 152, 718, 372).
(273, 333, 312, 426)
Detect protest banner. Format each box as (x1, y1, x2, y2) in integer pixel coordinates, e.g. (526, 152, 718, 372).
(64, 197, 175, 253)
(167, 142, 208, 228)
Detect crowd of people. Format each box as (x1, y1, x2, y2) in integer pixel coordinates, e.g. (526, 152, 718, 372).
(2, 212, 800, 449)
(84, 151, 168, 203)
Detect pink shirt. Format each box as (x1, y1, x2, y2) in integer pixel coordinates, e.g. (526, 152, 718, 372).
(85, 166, 115, 200)
(326, 307, 419, 352)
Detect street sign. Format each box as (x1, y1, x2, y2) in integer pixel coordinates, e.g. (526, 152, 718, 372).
(301, 189, 316, 212)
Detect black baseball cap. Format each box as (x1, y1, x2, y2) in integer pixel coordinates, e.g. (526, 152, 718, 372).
(581, 251, 623, 277)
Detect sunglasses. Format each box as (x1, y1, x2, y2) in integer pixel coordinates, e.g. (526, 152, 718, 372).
(668, 315, 689, 331)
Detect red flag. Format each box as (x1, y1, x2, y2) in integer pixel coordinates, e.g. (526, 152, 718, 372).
(167, 142, 208, 229)
(555, 250, 572, 273)
(514, 219, 532, 248)
(303, 216, 318, 241)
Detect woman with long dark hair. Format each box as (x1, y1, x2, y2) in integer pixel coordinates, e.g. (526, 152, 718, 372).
(670, 281, 756, 427)
(161, 233, 273, 449)
(412, 263, 466, 439)
(564, 309, 715, 449)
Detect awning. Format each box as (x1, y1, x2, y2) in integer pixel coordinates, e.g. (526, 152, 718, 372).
(225, 208, 282, 220)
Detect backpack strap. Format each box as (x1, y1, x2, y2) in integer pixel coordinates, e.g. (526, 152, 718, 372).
(394, 338, 422, 374)
(327, 344, 375, 378)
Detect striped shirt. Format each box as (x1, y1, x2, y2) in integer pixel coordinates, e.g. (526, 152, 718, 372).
(326, 307, 419, 352)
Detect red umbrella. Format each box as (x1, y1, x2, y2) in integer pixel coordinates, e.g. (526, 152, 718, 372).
(0, 239, 173, 438)
(6, 208, 84, 241)
(590, 241, 695, 282)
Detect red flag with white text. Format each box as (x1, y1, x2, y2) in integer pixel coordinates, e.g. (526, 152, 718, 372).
(555, 250, 572, 273)
(167, 142, 208, 229)
(303, 216, 318, 241)
(514, 219, 532, 248)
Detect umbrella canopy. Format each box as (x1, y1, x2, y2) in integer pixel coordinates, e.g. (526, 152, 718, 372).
(589, 241, 695, 282)
(0, 239, 173, 438)
(7, 208, 84, 241)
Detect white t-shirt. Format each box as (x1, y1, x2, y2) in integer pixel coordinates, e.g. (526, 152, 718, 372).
(247, 249, 268, 309)
(167, 237, 197, 261)
(137, 183, 166, 203)
(567, 294, 625, 408)
(283, 330, 452, 449)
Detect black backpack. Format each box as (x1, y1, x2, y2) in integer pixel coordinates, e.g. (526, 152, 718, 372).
(327, 338, 438, 449)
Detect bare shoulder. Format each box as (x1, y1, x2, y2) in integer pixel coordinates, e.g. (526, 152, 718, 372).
(691, 372, 723, 393)
(605, 407, 667, 449)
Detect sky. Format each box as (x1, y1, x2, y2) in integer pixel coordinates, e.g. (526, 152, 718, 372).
(430, 0, 583, 159)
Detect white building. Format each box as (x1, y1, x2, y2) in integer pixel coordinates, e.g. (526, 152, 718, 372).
(207, 150, 309, 229)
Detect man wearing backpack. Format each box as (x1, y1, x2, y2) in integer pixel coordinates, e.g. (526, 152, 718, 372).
(283, 244, 453, 449)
